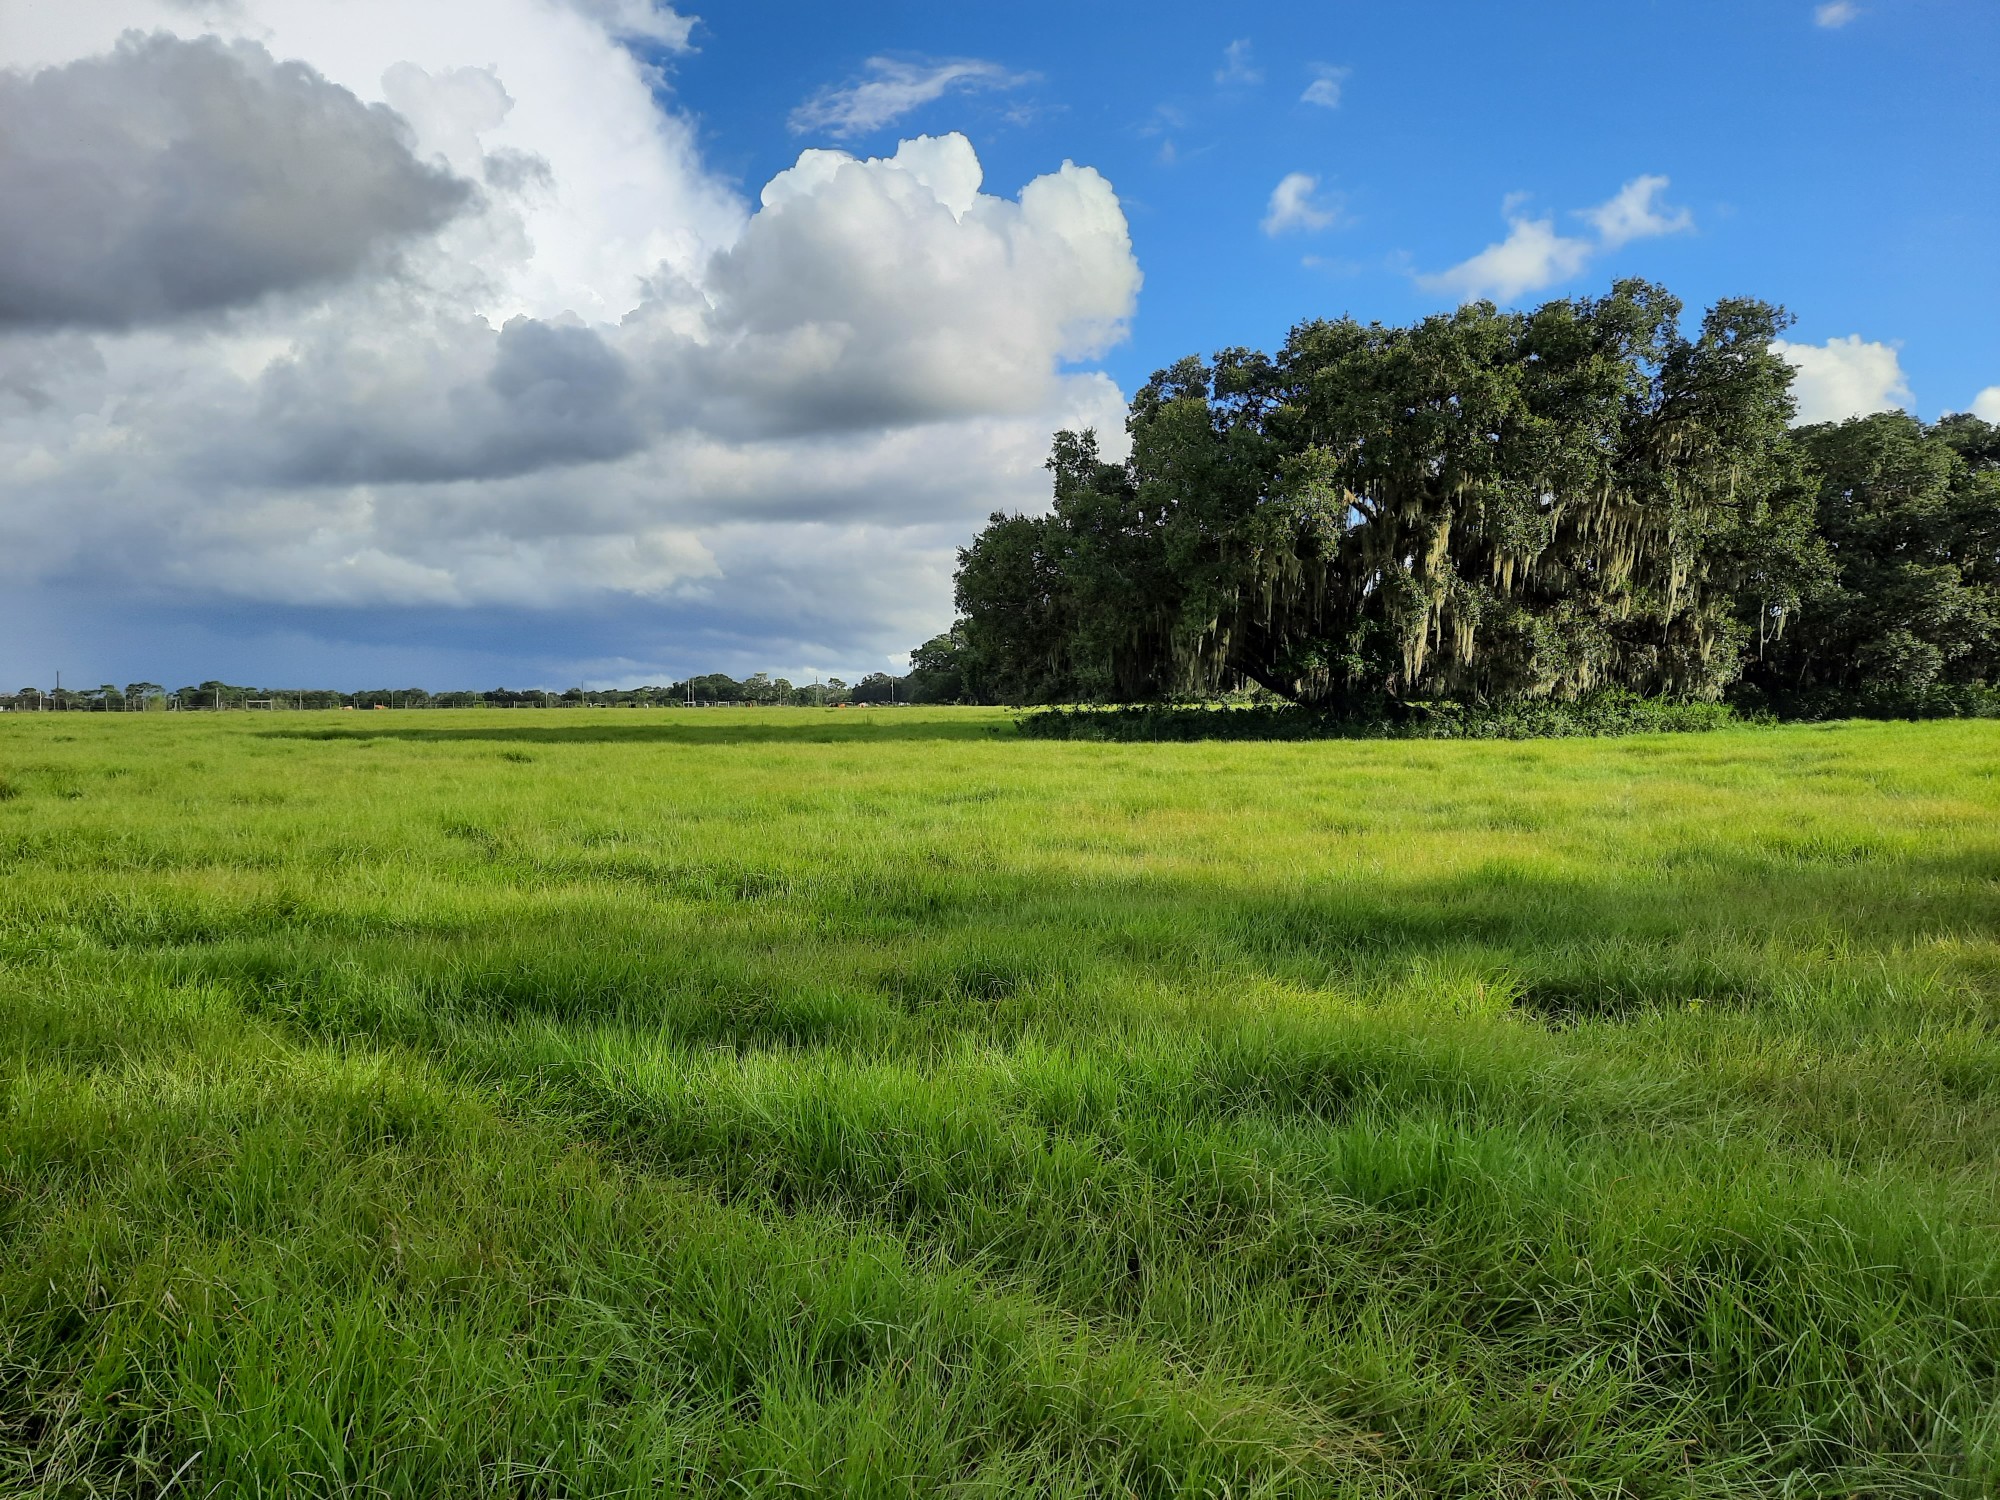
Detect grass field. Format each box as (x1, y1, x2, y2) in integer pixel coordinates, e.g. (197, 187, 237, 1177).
(3, 707, 1998, 1497)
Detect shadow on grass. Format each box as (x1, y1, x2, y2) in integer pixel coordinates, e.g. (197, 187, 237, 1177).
(141, 831, 2000, 1038)
(259, 715, 1020, 748)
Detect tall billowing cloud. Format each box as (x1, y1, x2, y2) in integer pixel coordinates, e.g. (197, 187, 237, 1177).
(677, 136, 1137, 434)
(0, 34, 473, 328)
(0, 2, 1139, 684)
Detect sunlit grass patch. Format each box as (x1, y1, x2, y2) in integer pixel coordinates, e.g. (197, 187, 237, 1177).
(2, 707, 1998, 1494)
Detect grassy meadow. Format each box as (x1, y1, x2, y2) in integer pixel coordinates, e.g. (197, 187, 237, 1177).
(3, 706, 1998, 1497)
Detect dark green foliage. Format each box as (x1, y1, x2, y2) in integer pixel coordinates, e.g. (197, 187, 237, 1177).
(955, 281, 1820, 710)
(848, 672, 903, 704)
(1740, 411, 2000, 714)
(1020, 690, 1744, 742)
(903, 625, 988, 704)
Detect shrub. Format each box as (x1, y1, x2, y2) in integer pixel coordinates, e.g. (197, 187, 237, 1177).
(1019, 691, 1747, 743)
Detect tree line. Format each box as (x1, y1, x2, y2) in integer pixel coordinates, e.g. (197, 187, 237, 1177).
(921, 281, 2000, 717)
(1, 672, 955, 713)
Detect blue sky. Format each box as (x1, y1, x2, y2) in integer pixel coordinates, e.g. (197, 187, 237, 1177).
(681, 0, 1997, 414)
(1, 0, 1994, 692)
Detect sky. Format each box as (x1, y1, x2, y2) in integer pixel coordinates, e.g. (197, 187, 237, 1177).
(1, 0, 1995, 692)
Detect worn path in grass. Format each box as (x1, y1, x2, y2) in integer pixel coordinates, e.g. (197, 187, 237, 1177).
(3, 708, 1998, 1496)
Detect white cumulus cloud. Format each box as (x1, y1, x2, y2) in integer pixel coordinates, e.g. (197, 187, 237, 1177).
(1418, 216, 1594, 303)
(0, 2, 1140, 684)
(1815, 3, 1861, 28)
(1972, 387, 2000, 422)
(1261, 173, 1339, 236)
(678, 135, 1138, 434)
(1773, 336, 1912, 424)
(789, 57, 1029, 139)
(1420, 175, 1694, 304)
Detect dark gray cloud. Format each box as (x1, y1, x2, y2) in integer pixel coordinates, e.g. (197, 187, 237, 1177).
(0, 32, 473, 329)
(243, 315, 642, 486)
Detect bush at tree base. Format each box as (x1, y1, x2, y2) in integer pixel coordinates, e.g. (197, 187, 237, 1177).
(1019, 691, 1745, 742)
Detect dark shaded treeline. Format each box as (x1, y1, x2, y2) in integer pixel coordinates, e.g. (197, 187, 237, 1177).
(927, 281, 2000, 717)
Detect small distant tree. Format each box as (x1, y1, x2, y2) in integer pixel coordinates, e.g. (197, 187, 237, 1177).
(681, 673, 741, 703)
(905, 626, 986, 703)
(850, 672, 904, 703)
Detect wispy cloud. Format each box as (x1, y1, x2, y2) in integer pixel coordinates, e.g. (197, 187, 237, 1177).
(570, 0, 696, 48)
(1301, 63, 1349, 109)
(1418, 175, 1694, 302)
(790, 57, 1031, 139)
(1581, 174, 1693, 248)
(1215, 38, 1262, 86)
(1814, 2, 1861, 28)
(1262, 172, 1339, 235)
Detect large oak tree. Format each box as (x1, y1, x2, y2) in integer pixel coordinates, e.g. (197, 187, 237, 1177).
(955, 281, 1821, 708)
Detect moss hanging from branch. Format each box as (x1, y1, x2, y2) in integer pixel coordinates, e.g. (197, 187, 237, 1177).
(952, 280, 1838, 709)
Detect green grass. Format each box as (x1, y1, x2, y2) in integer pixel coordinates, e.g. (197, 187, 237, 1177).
(3, 706, 1998, 1497)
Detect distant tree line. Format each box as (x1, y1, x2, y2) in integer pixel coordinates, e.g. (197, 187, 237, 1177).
(0, 672, 956, 712)
(920, 281, 2000, 717)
